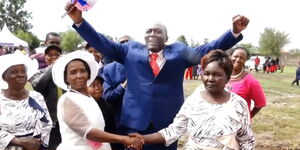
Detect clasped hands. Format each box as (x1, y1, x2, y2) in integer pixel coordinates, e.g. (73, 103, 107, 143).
(123, 133, 145, 150)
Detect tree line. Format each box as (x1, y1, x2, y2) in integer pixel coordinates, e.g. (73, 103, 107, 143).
(0, 0, 297, 57)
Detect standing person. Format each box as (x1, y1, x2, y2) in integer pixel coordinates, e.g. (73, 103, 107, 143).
(185, 66, 193, 80)
(254, 56, 260, 72)
(131, 50, 255, 149)
(86, 43, 104, 68)
(101, 35, 130, 150)
(87, 74, 118, 149)
(0, 53, 52, 150)
(30, 45, 63, 150)
(292, 62, 300, 86)
(227, 47, 267, 118)
(31, 32, 61, 69)
(192, 64, 199, 80)
(263, 57, 269, 73)
(65, 3, 249, 150)
(51, 51, 143, 150)
(0, 45, 6, 56)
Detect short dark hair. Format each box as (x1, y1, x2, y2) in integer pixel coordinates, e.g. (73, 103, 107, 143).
(230, 47, 250, 60)
(44, 45, 62, 55)
(85, 44, 91, 50)
(201, 50, 233, 80)
(64, 59, 91, 85)
(45, 32, 60, 41)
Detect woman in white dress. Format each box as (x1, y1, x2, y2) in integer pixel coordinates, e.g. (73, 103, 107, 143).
(130, 50, 255, 150)
(0, 53, 52, 150)
(52, 51, 143, 150)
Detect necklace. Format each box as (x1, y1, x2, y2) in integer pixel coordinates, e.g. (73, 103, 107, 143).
(231, 69, 244, 79)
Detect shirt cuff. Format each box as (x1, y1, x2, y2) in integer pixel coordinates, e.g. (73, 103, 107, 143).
(231, 29, 241, 38)
(75, 22, 83, 27)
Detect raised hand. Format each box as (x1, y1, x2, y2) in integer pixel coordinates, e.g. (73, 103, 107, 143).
(232, 15, 249, 34)
(65, 0, 83, 24)
(122, 134, 144, 150)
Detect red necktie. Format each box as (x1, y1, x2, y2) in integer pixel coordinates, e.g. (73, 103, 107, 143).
(149, 53, 160, 77)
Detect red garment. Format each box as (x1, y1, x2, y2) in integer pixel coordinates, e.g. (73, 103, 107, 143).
(185, 67, 193, 80)
(226, 73, 267, 118)
(254, 57, 260, 65)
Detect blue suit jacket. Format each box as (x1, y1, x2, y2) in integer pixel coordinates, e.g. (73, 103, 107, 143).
(74, 20, 243, 131)
(101, 62, 126, 125)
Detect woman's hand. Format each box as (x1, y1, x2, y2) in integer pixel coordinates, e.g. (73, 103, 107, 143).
(122, 134, 144, 150)
(21, 138, 41, 150)
(11, 137, 41, 150)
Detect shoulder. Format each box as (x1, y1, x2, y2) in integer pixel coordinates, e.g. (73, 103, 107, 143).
(29, 90, 44, 100)
(230, 92, 248, 111)
(167, 42, 188, 51)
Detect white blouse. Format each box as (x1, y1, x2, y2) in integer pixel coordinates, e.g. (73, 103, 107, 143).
(159, 89, 255, 150)
(0, 90, 52, 149)
(57, 90, 111, 150)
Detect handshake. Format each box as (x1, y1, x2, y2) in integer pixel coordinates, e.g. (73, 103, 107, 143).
(122, 132, 165, 150)
(122, 133, 145, 150)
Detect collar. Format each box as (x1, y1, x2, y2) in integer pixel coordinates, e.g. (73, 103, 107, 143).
(149, 50, 164, 59)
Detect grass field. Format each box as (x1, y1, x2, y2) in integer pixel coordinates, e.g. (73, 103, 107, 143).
(181, 66, 300, 150)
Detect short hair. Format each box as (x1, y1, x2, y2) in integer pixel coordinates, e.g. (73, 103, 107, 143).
(201, 50, 233, 80)
(151, 22, 168, 41)
(230, 47, 250, 60)
(64, 59, 91, 85)
(45, 32, 60, 41)
(85, 43, 91, 50)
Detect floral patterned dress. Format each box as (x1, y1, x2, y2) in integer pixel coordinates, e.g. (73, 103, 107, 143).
(0, 90, 52, 150)
(159, 88, 255, 150)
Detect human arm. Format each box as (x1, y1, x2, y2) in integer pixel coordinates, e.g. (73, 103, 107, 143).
(0, 130, 41, 150)
(186, 15, 249, 66)
(65, 2, 128, 63)
(62, 96, 142, 148)
(30, 66, 52, 94)
(33, 93, 53, 147)
(236, 101, 255, 149)
(102, 63, 126, 103)
(251, 107, 262, 118)
(249, 76, 267, 118)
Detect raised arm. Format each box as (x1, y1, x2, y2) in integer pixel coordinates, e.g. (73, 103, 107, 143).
(186, 15, 249, 66)
(65, 2, 128, 63)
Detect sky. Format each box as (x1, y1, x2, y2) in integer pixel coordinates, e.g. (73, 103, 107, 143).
(24, 0, 300, 50)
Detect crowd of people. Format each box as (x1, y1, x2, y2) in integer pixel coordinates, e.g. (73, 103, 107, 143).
(0, 1, 278, 150)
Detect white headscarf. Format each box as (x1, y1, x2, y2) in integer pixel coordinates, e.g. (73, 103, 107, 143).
(0, 53, 38, 89)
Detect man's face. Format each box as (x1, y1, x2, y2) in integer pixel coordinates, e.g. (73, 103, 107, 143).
(87, 47, 103, 63)
(144, 24, 167, 53)
(45, 35, 61, 46)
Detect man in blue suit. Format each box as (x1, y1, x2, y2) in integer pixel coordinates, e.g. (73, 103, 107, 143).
(65, 3, 249, 150)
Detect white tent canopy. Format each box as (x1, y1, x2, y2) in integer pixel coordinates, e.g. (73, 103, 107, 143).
(0, 24, 28, 47)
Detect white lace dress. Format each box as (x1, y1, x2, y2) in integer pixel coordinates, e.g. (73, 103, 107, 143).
(56, 90, 111, 150)
(159, 89, 255, 150)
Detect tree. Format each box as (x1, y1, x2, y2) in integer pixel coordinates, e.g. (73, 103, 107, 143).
(237, 43, 258, 54)
(258, 28, 289, 57)
(0, 0, 32, 32)
(60, 29, 84, 51)
(15, 30, 40, 49)
(176, 35, 188, 46)
(202, 38, 209, 44)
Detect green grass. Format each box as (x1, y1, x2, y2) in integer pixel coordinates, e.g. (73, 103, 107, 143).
(182, 66, 300, 150)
